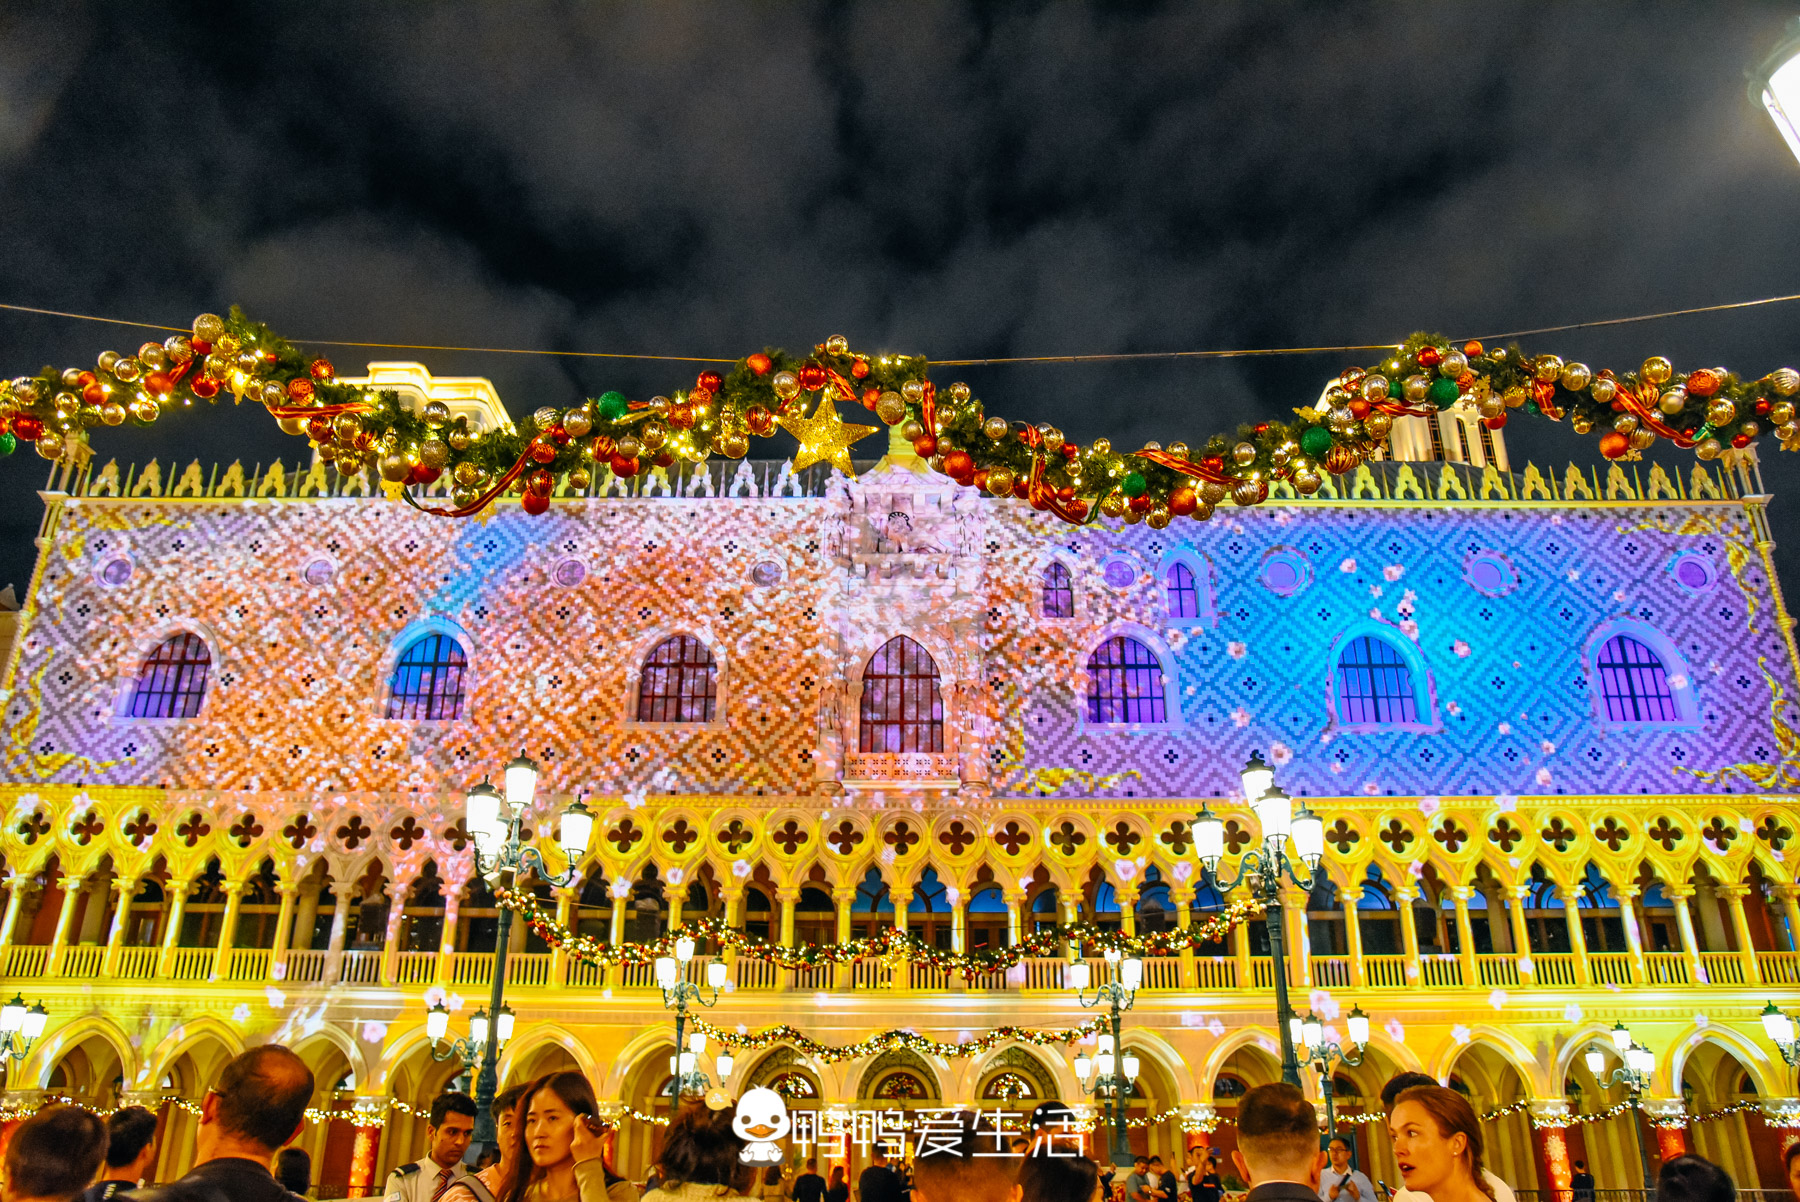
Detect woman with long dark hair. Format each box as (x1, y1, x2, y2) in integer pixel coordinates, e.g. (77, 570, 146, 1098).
(642, 1097, 757, 1202)
(499, 1071, 635, 1202)
(824, 1165, 849, 1202)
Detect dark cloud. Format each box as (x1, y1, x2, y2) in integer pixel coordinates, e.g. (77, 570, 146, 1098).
(3, 0, 1799, 594)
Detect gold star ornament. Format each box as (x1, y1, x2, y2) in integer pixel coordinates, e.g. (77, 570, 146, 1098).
(777, 397, 878, 474)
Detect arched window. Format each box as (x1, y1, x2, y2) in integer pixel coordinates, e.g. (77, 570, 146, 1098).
(129, 633, 211, 718)
(1085, 636, 1166, 724)
(1166, 562, 1201, 619)
(637, 635, 718, 723)
(1334, 635, 1417, 725)
(1594, 634, 1678, 723)
(386, 634, 467, 720)
(859, 636, 943, 752)
(1043, 562, 1075, 618)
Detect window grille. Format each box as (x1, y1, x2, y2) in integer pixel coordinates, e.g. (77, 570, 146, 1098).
(1595, 634, 1678, 722)
(386, 634, 468, 720)
(129, 633, 211, 718)
(1043, 561, 1074, 618)
(859, 636, 943, 752)
(1166, 563, 1200, 619)
(1335, 635, 1418, 725)
(1085, 636, 1166, 724)
(636, 635, 718, 723)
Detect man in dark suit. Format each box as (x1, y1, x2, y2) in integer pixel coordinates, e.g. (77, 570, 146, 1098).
(1229, 1083, 1327, 1202)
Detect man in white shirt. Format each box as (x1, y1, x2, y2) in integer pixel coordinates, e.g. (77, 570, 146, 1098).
(384, 1092, 479, 1202)
(1318, 1137, 1374, 1202)
(1379, 1073, 1514, 1202)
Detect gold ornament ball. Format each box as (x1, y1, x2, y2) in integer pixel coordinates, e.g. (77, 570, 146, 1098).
(901, 379, 926, 403)
(1361, 375, 1389, 401)
(532, 406, 559, 431)
(35, 432, 64, 460)
(1191, 499, 1216, 522)
(192, 312, 226, 343)
(1270, 445, 1292, 469)
(1091, 437, 1112, 456)
(53, 391, 79, 418)
(1640, 356, 1673, 386)
(900, 418, 924, 441)
(1100, 491, 1129, 518)
(96, 350, 120, 374)
(333, 452, 362, 476)
(1777, 421, 1799, 441)
(640, 421, 668, 451)
(563, 408, 593, 438)
(453, 462, 482, 486)
(1587, 378, 1616, 405)
(1039, 424, 1064, 448)
(1705, 398, 1737, 427)
(1571, 415, 1594, 435)
(1438, 349, 1468, 378)
(949, 382, 972, 403)
(1142, 439, 1162, 453)
(1560, 363, 1592, 392)
(260, 381, 287, 406)
(1292, 467, 1322, 495)
(1612, 413, 1638, 435)
(1769, 367, 1800, 397)
(379, 453, 412, 482)
(772, 371, 801, 400)
(213, 332, 241, 356)
(1121, 504, 1145, 525)
(420, 439, 450, 469)
(1324, 445, 1360, 474)
(1166, 441, 1190, 460)
(1403, 375, 1432, 403)
(648, 395, 671, 414)
(1658, 387, 1688, 416)
(1770, 400, 1796, 427)
(718, 429, 750, 459)
(824, 334, 850, 355)
(987, 468, 1016, 496)
(1231, 478, 1267, 507)
(1740, 420, 1761, 439)
(204, 355, 231, 381)
(99, 401, 126, 426)
(1198, 480, 1227, 505)
(452, 485, 479, 509)
(568, 468, 592, 490)
(447, 426, 473, 451)
(616, 435, 642, 460)
(1232, 441, 1258, 466)
(164, 335, 194, 365)
(59, 367, 84, 388)
(876, 392, 908, 425)
(1476, 397, 1505, 421)
(1629, 429, 1657, 450)
(983, 416, 1010, 441)
(1534, 355, 1563, 383)
(331, 413, 361, 442)
(423, 401, 451, 427)
(277, 415, 307, 436)
(1696, 438, 1723, 460)
(1146, 504, 1172, 530)
(139, 342, 168, 369)
(235, 350, 262, 374)
(128, 397, 159, 424)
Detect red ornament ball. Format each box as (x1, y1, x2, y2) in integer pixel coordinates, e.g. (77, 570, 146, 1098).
(1481, 414, 1507, 430)
(1056, 486, 1074, 502)
(82, 383, 106, 405)
(190, 339, 212, 355)
(745, 405, 777, 437)
(190, 377, 220, 400)
(1348, 399, 1372, 420)
(1169, 486, 1198, 516)
(971, 469, 989, 492)
(1756, 398, 1772, 416)
(550, 422, 572, 444)
(697, 370, 724, 392)
(286, 377, 315, 402)
(11, 415, 43, 442)
(1065, 498, 1089, 521)
(1061, 441, 1078, 458)
(609, 453, 640, 477)
(861, 388, 881, 409)
(913, 435, 937, 458)
(306, 416, 333, 443)
(1128, 493, 1152, 513)
(521, 491, 550, 515)
(851, 358, 870, 379)
(667, 403, 694, 430)
(1417, 345, 1443, 368)
(78, 371, 96, 386)
(412, 465, 441, 484)
(1200, 455, 1225, 474)
(797, 363, 829, 391)
(1732, 432, 1753, 449)
(588, 435, 616, 460)
(529, 440, 557, 464)
(527, 470, 554, 496)
(653, 450, 676, 468)
(943, 449, 974, 479)
(309, 358, 334, 380)
(745, 353, 773, 376)
(688, 387, 714, 407)
(144, 371, 173, 396)
(1463, 340, 1484, 357)
(1013, 476, 1031, 500)
(1598, 431, 1630, 459)
(1686, 369, 1722, 397)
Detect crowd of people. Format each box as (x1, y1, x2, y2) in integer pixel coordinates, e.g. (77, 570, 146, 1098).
(0, 1049, 1780, 1202)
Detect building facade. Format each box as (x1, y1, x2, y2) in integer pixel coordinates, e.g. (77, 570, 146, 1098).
(1, 367, 1799, 1194)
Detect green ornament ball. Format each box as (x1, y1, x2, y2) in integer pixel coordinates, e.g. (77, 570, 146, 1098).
(1120, 471, 1147, 497)
(1299, 426, 1334, 458)
(1428, 377, 1460, 407)
(1387, 376, 1403, 399)
(0, 432, 13, 456)
(597, 391, 630, 421)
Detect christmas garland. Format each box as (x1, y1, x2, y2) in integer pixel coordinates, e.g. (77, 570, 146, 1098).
(2, 308, 1796, 526)
(498, 886, 1260, 974)
(0, 1092, 425, 1129)
(687, 1015, 1108, 1063)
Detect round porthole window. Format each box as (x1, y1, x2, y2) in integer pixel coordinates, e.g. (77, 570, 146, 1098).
(1102, 558, 1137, 589)
(552, 558, 587, 588)
(1258, 548, 1312, 597)
(302, 559, 335, 587)
(751, 561, 784, 587)
(1668, 550, 1716, 595)
(97, 557, 133, 587)
(1463, 551, 1518, 597)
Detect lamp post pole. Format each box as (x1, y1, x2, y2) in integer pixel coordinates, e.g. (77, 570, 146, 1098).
(427, 754, 595, 1159)
(1584, 1024, 1656, 1193)
(1293, 1008, 1371, 1136)
(1194, 753, 1328, 1090)
(1072, 951, 1143, 1168)
(656, 939, 731, 1116)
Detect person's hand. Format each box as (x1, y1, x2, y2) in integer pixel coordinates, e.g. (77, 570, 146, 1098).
(1347, 1182, 1360, 1199)
(571, 1117, 608, 1165)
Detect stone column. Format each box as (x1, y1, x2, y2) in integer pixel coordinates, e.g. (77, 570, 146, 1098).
(379, 877, 409, 987)
(833, 888, 855, 990)
(324, 887, 353, 985)
(1507, 886, 1532, 966)
(1117, 886, 1138, 939)
(270, 886, 298, 982)
(1234, 908, 1253, 990)
(435, 888, 461, 985)
(210, 882, 245, 981)
(1779, 885, 1800, 952)
(1615, 885, 1646, 984)
(1394, 887, 1422, 987)
(1451, 886, 1478, 988)
(47, 874, 86, 974)
(1719, 884, 1763, 984)
(102, 876, 137, 976)
(550, 889, 574, 989)
(1695, 882, 1731, 951)
(665, 886, 684, 933)
(776, 888, 799, 990)
(0, 876, 31, 952)
(604, 891, 628, 990)
(890, 888, 913, 990)
(1558, 886, 1592, 985)
(157, 881, 191, 976)
(76, 874, 109, 945)
(293, 877, 321, 949)
(1341, 887, 1366, 987)
(1005, 890, 1024, 947)
(1666, 886, 1704, 981)
(1172, 886, 1197, 989)
(1062, 895, 1080, 961)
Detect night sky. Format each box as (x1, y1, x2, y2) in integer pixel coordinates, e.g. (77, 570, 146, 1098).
(4, 3, 1799, 598)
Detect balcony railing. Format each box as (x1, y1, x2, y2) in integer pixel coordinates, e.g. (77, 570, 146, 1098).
(2, 940, 1791, 996)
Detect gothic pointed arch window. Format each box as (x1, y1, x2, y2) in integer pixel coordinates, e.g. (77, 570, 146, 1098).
(129, 632, 211, 718)
(636, 635, 718, 723)
(1042, 561, 1075, 618)
(386, 633, 467, 720)
(1334, 634, 1418, 726)
(1593, 633, 1678, 723)
(1165, 561, 1201, 620)
(1085, 636, 1167, 724)
(859, 636, 943, 752)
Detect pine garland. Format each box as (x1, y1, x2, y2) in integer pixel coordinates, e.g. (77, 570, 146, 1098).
(496, 885, 1260, 975)
(687, 1014, 1110, 1062)
(3, 309, 1796, 526)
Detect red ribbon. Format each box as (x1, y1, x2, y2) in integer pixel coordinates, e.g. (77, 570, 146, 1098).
(1133, 447, 1234, 485)
(1612, 383, 1695, 448)
(1372, 398, 1436, 419)
(266, 400, 373, 420)
(404, 440, 540, 518)
(1010, 424, 1088, 523)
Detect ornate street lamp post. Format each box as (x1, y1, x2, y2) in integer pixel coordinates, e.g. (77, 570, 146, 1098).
(428, 754, 594, 1158)
(1194, 753, 1327, 1087)
(1751, 18, 1800, 169)
(657, 935, 731, 1113)
(1070, 950, 1142, 1168)
(1292, 1007, 1370, 1136)
(1761, 1001, 1800, 1070)
(1583, 1023, 1656, 1192)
